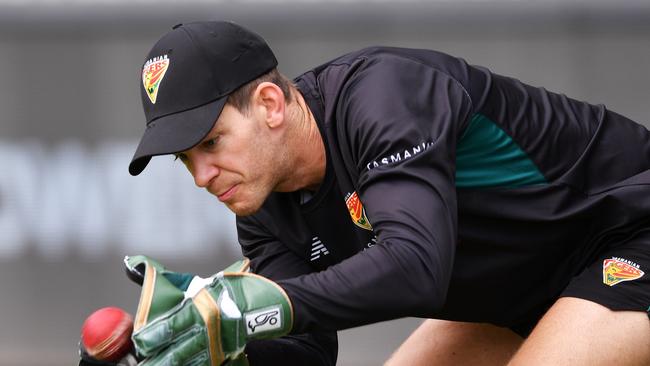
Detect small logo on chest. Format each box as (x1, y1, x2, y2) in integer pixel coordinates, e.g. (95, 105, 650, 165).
(345, 191, 372, 231)
(310, 236, 330, 261)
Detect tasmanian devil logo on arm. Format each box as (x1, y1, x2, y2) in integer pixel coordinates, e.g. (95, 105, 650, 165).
(603, 257, 645, 286)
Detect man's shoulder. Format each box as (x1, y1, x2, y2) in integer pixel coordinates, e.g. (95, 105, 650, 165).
(295, 46, 477, 102)
(301, 46, 465, 76)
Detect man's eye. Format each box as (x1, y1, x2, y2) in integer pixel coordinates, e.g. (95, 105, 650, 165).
(204, 137, 218, 148)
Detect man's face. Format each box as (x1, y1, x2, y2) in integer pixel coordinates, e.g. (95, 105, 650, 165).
(175, 103, 285, 216)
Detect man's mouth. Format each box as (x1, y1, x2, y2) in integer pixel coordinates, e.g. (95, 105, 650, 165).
(217, 184, 238, 202)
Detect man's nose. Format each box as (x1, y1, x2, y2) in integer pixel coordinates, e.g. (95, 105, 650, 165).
(192, 160, 220, 188)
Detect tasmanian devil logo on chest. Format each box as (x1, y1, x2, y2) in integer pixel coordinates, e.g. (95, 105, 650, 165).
(345, 191, 372, 231)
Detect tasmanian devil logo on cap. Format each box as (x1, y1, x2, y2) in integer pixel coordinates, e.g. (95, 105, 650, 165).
(345, 191, 372, 231)
(142, 55, 170, 104)
(602, 257, 644, 286)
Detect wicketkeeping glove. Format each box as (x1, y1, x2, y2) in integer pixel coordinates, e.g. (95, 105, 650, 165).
(123, 255, 293, 366)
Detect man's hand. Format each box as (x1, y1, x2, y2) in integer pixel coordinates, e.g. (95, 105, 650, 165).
(124, 255, 293, 365)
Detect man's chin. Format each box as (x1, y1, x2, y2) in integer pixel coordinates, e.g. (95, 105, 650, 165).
(225, 201, 263, 217)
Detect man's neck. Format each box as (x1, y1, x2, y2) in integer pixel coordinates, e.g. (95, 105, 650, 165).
(279, 92, 327, 193)
(295, 91, 326, 192)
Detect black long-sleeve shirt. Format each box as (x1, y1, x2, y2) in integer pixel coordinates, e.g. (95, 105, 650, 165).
(240, 47, 650, 363)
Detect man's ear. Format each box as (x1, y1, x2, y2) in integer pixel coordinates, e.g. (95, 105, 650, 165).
(253, 82, 286, 128)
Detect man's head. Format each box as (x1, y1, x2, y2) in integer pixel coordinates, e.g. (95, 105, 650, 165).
(130, 21, 323, 216)
(129, 21, 278, 176)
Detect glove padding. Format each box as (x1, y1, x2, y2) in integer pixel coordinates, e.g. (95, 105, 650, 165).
(124, 255, 293, 366)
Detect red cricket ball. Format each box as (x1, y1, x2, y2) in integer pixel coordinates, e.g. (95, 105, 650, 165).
(81, 306, 134, 362)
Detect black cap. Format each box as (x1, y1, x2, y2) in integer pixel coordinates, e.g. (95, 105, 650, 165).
(129, 21, 278, 176)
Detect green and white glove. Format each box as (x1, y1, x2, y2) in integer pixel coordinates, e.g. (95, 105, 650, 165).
(123, 255, 293, 366)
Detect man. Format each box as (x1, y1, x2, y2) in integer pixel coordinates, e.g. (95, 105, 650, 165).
(85, 20, 650, 365)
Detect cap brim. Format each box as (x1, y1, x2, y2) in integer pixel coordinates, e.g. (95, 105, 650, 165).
(129, 97, 228, 176)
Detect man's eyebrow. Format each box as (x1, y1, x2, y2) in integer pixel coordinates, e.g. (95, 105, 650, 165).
(197, 133, 214, 144)
(200, 130, 222, 145)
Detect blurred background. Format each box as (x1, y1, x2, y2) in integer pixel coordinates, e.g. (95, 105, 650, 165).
(1, 0, 650, 365)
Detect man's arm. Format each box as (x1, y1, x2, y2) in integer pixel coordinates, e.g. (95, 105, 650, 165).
(237, 215, 338, 366)
(281, 55, 474, 333)
(246, 333, 337, 366)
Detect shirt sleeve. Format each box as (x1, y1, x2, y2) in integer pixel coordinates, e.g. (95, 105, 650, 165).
(279, 55, 475, 332)
(237, 215, 338, 366)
